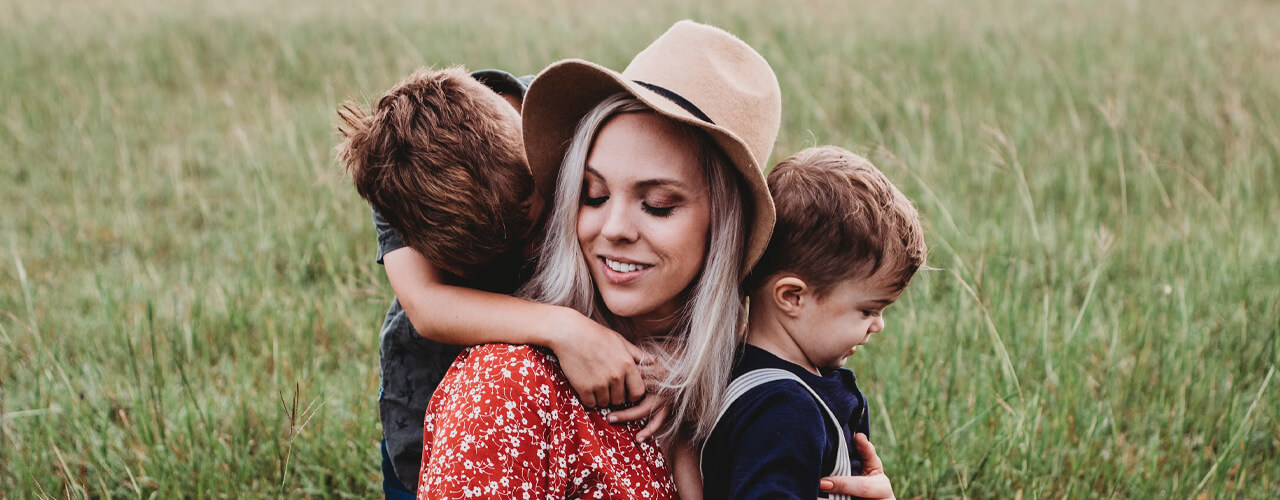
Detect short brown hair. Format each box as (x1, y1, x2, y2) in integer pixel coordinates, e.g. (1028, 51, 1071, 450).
(336, 67, 533, 280)
(747, 146, 926, 297)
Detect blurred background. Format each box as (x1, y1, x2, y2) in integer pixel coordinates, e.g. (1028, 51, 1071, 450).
(2, 0, 1277, 496)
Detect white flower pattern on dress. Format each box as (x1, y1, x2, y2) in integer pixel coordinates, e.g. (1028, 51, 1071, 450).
(418, 344, 676, 500)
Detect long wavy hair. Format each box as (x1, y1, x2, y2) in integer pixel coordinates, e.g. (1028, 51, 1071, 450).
(519, 93, 749, 443)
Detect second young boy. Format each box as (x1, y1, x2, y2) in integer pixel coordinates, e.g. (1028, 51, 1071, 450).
(701, 146, 926, 500)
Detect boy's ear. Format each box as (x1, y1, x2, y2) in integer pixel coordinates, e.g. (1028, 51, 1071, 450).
(772, 276, 809, 317)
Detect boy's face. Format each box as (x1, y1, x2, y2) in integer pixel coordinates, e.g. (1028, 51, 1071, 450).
(793, 273, 903, 370)
(520, 188, 546, 256)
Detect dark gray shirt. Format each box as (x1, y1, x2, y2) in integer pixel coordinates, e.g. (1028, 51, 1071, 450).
(373, 210, 464, 489)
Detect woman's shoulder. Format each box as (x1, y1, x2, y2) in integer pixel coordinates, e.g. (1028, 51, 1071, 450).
(448, 343, 565, 388)
(461, 343, 555, 365)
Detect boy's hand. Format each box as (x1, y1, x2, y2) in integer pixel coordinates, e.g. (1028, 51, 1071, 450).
(549, 308, 646, 408)
(606, 354, 670, 441)
(819, 433, 895, 499)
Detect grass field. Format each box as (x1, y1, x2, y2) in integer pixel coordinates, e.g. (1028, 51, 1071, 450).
(2, 0, 1278, 497)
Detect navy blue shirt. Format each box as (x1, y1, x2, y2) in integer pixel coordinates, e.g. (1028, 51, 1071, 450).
(701, 344, 870, 500)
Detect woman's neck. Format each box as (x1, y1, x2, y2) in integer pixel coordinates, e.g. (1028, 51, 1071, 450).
(619, 311, 681, 341)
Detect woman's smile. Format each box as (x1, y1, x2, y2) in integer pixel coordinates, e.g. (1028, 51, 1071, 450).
(599, 256, 654, 284)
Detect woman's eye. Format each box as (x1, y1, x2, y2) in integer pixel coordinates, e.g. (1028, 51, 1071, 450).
(641, 203, 676, 217)
(583, 195, 608, 207)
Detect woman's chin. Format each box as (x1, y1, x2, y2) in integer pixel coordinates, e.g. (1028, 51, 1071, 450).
(600, 297, 681, 332)
(600, 299, 657, 321)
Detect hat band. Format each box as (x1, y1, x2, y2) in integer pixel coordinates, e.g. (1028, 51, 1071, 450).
(633, 80, 715, 125)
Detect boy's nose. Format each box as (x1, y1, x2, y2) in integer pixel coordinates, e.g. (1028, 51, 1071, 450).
(869, 316, 885, 334)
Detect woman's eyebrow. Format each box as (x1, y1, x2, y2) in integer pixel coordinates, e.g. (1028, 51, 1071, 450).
(635, 179, 689, 190)
(584, 166, 690, 190)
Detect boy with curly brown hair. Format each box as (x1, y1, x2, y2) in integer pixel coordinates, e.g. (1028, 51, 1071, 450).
(337, 67, 647, 498)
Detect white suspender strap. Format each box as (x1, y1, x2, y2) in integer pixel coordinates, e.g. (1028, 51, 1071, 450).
(701, 368, 853, 500)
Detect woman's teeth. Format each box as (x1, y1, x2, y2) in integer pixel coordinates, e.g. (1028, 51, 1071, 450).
(604, 258, 651, 273)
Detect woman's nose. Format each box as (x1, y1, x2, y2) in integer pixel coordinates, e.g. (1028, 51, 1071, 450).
(599, 202, 639, 242)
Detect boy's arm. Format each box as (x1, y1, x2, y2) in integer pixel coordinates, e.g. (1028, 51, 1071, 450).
(382, 246, 646, 408)
(705, 384, 829, 500)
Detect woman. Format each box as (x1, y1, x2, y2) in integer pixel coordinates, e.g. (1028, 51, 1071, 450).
(415, 21, 780, 499)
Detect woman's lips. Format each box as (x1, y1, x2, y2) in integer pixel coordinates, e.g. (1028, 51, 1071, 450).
(598, 257, 652, 284)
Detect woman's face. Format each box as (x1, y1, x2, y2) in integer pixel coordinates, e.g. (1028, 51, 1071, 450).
(577, 112, 711, 328)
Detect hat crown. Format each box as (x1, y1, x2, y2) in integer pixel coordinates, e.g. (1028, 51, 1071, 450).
(520, 20, 781, 271)
(622, 21, 781, 174)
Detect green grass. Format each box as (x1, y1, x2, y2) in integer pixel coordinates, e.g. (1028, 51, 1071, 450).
(2, 0, 1277, 497)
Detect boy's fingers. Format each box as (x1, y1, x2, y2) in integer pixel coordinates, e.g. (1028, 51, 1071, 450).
(625, 367, 646, 402)
(592, 387, 611, 409)
(609, 377, 626, 407)
(578, 389, 597, 409)
(628, 343, 653, 365)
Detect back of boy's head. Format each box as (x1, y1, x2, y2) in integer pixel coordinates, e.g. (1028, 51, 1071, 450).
(747, 146, 926, 297)
(336, 66, 532, 279)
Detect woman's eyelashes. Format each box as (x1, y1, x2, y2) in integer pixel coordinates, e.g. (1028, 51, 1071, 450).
(581, 186, 680, 217)
(640, 192, 682, 217)
(641, 202, 676, 217)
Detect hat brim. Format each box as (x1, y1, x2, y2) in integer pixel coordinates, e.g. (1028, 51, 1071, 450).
(522, 59, 775, 273)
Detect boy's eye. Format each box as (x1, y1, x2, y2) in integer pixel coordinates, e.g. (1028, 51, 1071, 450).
(641, 202, 676, 217)
(862, 310, 882, 318)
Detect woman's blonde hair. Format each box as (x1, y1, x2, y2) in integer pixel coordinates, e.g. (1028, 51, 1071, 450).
(519, 93, 748, 443)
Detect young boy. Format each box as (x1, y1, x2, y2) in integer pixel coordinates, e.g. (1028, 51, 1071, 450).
(336, 67, 648, 498)
(700, 146, 927, 500)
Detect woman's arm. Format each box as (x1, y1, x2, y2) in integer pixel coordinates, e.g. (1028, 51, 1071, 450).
(818, 433, 895, 500)
(669, 438, 703, 500)
(383, 246, 645, 408)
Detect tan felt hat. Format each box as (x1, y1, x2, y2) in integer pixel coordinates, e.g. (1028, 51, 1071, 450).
(522, 20, 781, 271)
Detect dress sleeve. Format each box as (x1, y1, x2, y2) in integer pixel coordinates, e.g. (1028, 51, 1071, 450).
(417, 344, 573, 500)
(719, 382, 829, 500)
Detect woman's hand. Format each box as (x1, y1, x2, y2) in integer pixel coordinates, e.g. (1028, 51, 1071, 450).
(606, 389, 669, 441)
(548, 307, 647, 408)
(819, 433, 895, 499)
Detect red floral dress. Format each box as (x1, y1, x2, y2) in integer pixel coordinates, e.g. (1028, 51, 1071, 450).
(417, 343, 677, 500)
